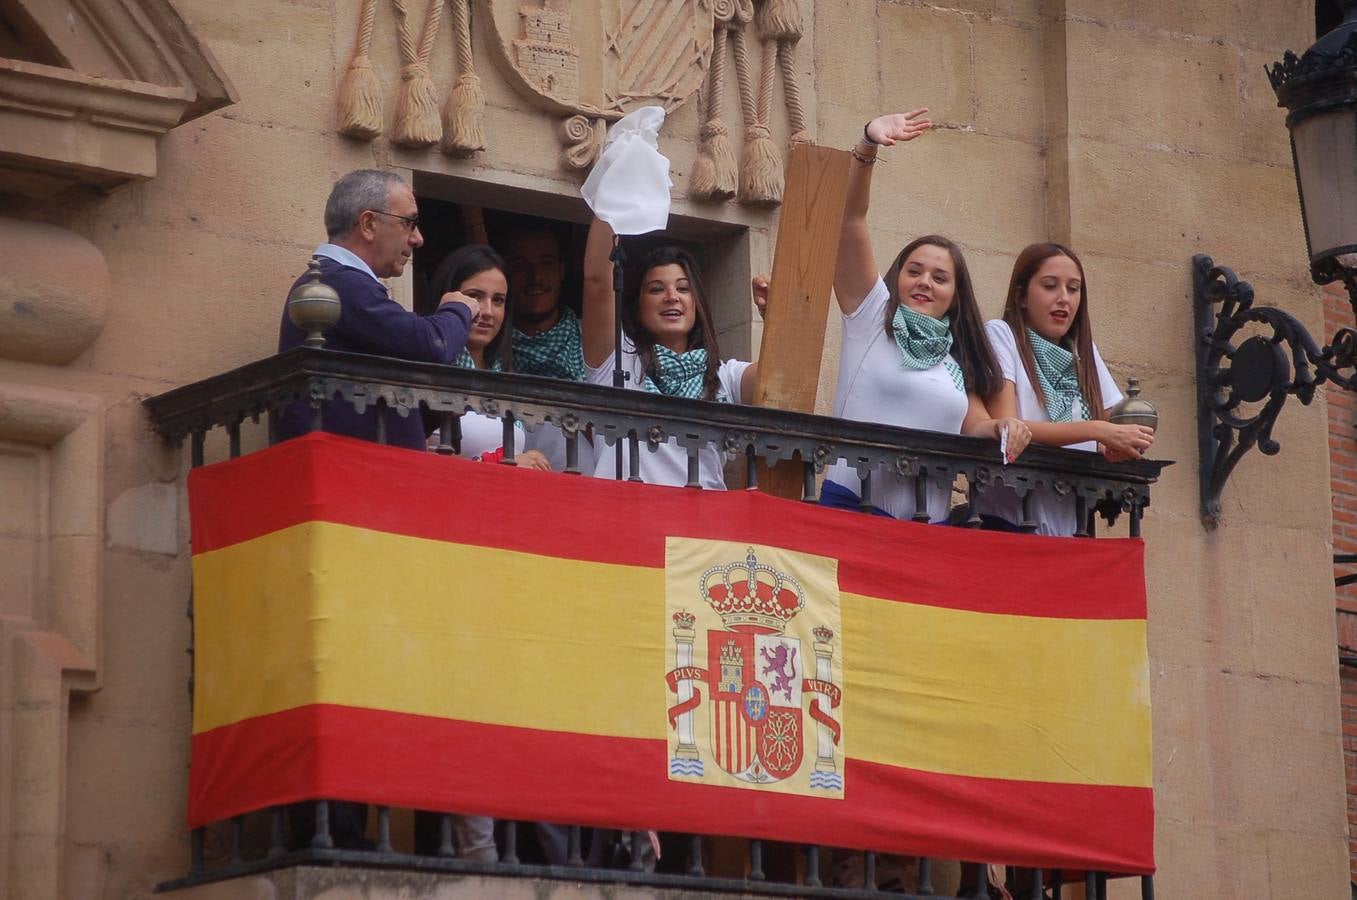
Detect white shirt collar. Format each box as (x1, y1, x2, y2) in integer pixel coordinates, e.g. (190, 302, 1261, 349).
(314, 243, 382, 287)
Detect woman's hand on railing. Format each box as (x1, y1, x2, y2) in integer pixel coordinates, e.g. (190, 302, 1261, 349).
(995, 417, 1031, 463)
(517, 449, 552, 471)
(864, 109, 932, 147)
(1097, 422, 1155, 461)
(752, 274, 770, 320)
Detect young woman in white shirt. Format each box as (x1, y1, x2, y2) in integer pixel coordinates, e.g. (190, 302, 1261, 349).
(974, 242, 1155, 535)
(427, 244, 550, 470)
(581, 218, 760, 488)
(818, 110, 1029, 522)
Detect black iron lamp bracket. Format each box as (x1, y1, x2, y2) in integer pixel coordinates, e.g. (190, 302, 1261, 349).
(1194, 254, 1357, 529)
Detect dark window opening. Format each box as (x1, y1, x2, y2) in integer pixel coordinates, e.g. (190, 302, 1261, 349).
(411, 171, 753, 356)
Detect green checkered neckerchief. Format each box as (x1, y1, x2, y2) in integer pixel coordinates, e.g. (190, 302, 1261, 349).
(453, 348, 502, 372)
(642, 345, 723, 400)
(891, 303, 965, 393)
(1027, 328, 1090, 423)
(511, 306, 586, 381)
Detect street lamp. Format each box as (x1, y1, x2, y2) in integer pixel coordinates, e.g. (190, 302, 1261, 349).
(1194, 3, 1357, 528)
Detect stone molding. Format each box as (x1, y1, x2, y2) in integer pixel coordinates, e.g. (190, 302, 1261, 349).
(0, 0, 236, 196)
(0, 217, 111, 365)
(0, 384, 103, 900)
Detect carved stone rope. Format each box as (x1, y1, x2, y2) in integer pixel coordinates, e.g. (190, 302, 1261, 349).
(441, 0, 485, 154)
(336, 0, 383, 140)
(690, 0, 743, 201)
(391, 0, 444, 147)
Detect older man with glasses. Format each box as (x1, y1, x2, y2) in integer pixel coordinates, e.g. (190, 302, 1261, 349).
(277, 168, 479, 450)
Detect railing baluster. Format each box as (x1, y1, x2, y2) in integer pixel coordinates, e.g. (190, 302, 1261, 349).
(190, 826, 205, 876)
(1051, 868, 1064, 896)
(501, 413, 516, 464)
(1096, 871, 1109, 899)
(267, 407, 280, 445)
(268, 807, 284, 858)
(227, 420, 241, 459)
(1141, 874, 1155, 899)
(628, 430, 642, 482)
(687, 448, 701, 488)
(501, 820, 519, 866)
(629, 830, 647, 871)
(567, 825, 583, 866)
(311, 801, 333, 849)
(917, 855, 933, 894)
(190, 430, 205, 468)
(748, 838, 765, 881)
(437, 413, 454, 455)
(1085, 870, 1097, 896)
(687, 833, 704, 877)
(1087, 507, 1098, 538)
(1130, 500, 1143, 538)
(966, 479, 983, 527)
(1030, 867, 1044, 899)
(803, 460, 817, 503)
(911, 469, 930, 523)
(803, 844, 821, 886)
(1021, 490, 1037, 533)
(230, 814, 243, 863)
(746, 445, 758, 488)
(1074, 496, 1089, 538)
(377, 806, 392, 853)
(864, 850, 877, 890)
(859, 471, 874, 512)
(438, 813, 455, 857)
(565, 430, 580, 474)
(374, 399, 387, 445)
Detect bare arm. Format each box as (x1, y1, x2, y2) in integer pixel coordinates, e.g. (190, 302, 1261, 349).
(962, 390, 1030, 462)
(984, 381, 1155, 458)
(582, 216, 617, 369)
(834, 110, 933, 315)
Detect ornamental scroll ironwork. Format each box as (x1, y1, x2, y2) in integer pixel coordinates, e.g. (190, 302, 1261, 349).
(1194, 254, 1357, 529)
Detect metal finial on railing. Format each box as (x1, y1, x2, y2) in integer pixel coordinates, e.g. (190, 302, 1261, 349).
(287, 256, 341, 348)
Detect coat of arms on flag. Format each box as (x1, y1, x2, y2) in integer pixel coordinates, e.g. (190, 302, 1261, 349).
(665, 539, 844, 798)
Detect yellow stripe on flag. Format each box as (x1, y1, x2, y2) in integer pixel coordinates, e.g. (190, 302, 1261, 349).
(193, 521, 1149, 787)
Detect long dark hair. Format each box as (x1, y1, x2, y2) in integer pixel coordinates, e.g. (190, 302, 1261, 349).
(429, 244, 513, 371)
(1001, 242, 1104, 416)
(881, 235, 1000, 398)
(622, 246, 723, 400)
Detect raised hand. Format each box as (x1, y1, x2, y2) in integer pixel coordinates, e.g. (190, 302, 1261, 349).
(438, 291, 479, 317)
(752, 274, 770, 319)
(864, 109, 933, 147)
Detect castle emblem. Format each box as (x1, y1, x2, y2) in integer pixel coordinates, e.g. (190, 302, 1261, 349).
(666, 544, 843, 794)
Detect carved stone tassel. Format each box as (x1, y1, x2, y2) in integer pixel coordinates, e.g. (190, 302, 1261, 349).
(760, 0, 812, 145)
(690, 17, 737, 201)
(737, 32, 783, 205)
(391, 0, 444, 147)
(336, 0, 383, 140)
(441, 0, 485, 153)
(755, 0, 802, 41)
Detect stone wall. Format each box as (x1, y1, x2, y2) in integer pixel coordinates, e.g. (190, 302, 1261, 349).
(0, 0, 1347, 897)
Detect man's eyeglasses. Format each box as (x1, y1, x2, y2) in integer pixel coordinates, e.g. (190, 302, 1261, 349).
(368, 209, 421, 231)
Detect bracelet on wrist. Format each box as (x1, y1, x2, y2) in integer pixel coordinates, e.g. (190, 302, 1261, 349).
(862, 123, 880, 146)
(849, 146, 879, 165)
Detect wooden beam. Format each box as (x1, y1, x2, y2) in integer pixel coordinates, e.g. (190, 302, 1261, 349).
(751, 142, 852, 499)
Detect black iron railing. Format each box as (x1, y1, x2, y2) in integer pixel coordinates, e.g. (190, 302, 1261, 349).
(146, 347, 1168, 899)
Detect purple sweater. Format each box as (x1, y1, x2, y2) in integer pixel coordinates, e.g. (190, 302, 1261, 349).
(278, 257, 473, 450)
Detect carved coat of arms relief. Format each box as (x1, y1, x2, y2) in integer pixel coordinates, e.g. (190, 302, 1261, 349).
(335, 0, 810, 204)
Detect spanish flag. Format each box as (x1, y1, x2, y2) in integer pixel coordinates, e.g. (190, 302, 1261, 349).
(188, 432, 1153, 873)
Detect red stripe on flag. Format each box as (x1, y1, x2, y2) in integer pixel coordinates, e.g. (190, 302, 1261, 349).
(189, 704, 1154, 874)
(189, 433, 1146, 620)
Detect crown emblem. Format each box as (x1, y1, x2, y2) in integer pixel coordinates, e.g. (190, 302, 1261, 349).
(701, 548, 805, 633)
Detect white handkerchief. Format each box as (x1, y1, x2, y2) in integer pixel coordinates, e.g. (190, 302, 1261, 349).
(581, 106, 672, 236)
(999, 425, 1009, 465)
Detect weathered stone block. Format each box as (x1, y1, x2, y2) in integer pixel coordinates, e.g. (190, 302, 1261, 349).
(1064, 21, 1242, 158)
(877, 4, 973, 127)
(972, 19, 1043, 142)
(813, 0, 882, 118)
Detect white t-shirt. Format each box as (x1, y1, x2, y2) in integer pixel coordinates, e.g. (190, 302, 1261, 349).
(825, 278, 969, 522)
(457, 410, 525, 462)
(522, 420, 596, 474)
(585, 338, 751, 489)
(974, 318, 1123, 535)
